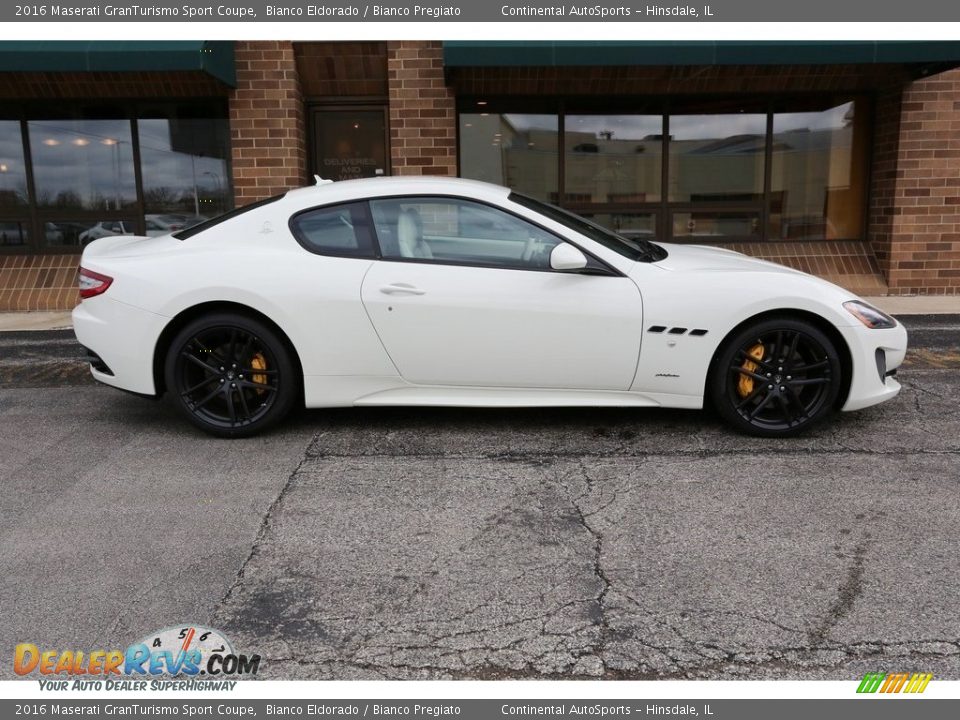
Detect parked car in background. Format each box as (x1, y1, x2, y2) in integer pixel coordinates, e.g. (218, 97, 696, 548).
(79, 220, 139, 244)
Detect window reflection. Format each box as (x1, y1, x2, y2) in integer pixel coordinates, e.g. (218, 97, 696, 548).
(770, 100, 866, 240)
(139, 114, 231, 227)
(459, 114, 558, 202)
(668, 113, 766, 203)
(672, 211, 762, 239)
(0, 121, 28, 209)
(565, 115, 662, 203)
(28, 119, 136, 211)
(577, 212, 656, 240)
(0, 220, 29, 247)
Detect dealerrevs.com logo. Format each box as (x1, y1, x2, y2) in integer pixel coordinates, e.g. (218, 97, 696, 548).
(15, 625, 260, 690)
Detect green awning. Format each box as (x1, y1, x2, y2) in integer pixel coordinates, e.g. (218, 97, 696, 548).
(444, 41, 960, 69)
(0, 41, 235, 87)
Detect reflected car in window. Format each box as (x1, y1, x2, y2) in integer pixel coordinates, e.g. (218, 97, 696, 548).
(79, 220, 138, 244)
(73, 177, 907, 438)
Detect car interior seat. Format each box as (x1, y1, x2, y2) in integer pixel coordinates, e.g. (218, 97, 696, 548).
(397, 208, 433, 259)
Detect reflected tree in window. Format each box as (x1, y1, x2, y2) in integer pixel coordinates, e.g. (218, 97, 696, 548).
(138, 114, 231, 230)
(28, 119, 136, 211)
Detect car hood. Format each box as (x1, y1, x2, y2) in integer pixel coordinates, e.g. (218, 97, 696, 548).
(634, 242, 861, 309)
(651, 242, 806, 276)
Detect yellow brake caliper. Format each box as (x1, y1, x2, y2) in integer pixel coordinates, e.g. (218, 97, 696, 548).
(737, 343, 766, 398)
(250, 352, 268, 395)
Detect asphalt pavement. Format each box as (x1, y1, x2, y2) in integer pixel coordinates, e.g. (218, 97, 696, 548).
(0, 317, 958, 680)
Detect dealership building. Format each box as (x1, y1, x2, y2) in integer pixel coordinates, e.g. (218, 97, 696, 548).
(1, 40, 960, 311)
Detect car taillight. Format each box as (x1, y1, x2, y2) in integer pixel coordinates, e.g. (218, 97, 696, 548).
(78, 267, 113, 299)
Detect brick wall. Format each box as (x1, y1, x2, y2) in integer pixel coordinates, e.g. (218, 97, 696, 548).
(295, 42, 388, 97)
(229, 41, 307, 205)
(0, 255, 78, 312)
(881, 67, 960, 295)
(868, 84, 903, 282)
(386, 41, 457, 176)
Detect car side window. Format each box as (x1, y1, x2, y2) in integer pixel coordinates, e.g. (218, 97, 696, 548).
(369, 197, 563, 271)
(289, 202, 375, 258)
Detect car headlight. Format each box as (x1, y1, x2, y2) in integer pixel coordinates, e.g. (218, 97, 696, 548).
(843, 300, 897, 329)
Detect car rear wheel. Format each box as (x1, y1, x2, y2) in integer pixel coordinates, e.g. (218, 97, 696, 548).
(165, 313, 298, 438)
(710, 317, 842, 437)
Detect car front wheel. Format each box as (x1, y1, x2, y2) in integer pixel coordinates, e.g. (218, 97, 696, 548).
(164, 313, 298, 438)
(710, 317, 842, 437)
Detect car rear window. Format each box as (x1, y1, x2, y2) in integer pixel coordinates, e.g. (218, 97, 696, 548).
(289, 202, 376, 258)
(173, 193, 286, 240)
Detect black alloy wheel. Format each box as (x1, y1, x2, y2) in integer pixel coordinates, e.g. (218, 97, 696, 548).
(165, 313, 298, 437)
(710, 317, 842, 437)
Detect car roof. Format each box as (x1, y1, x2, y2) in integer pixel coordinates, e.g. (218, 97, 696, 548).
(283, 176, 513, 206)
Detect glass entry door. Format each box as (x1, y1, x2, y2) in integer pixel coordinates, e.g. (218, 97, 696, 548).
(310, 106, 389, 182)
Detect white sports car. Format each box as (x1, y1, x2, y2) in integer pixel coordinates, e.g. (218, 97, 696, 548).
(73, 177, 907, 438)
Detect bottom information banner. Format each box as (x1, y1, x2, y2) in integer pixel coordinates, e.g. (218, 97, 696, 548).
(1, 699, 957, 719)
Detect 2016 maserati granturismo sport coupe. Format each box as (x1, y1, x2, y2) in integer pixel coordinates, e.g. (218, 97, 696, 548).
(73, 176, 907, 438)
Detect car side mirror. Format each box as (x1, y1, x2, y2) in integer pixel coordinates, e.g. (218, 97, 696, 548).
(549, 243, 589, 271)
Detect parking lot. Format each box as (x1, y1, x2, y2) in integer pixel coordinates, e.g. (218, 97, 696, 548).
(1, 318, 958, 680)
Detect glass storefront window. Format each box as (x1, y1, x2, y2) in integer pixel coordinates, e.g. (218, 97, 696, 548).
(460, 114, 559, 202)
(0, 220, 29, 247)
(672, 211, 762, 239)
(0, 102, 232, 252)
(139, 111, 231, 229)
(576, 212, 657, 241)
(312, 108, 388, 182)
(565, 115, 662, 204)
(28, 118, 136, 212)
(460, 101, 870, 244)
(769, 100, 867, 240)
(0, 121, 28, 209)
(668, 113, 766, 203)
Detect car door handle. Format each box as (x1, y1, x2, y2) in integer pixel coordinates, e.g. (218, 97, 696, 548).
(379, 283, 426, 296)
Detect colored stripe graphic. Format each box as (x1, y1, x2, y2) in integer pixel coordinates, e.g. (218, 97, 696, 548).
(857, 672, 932, 694)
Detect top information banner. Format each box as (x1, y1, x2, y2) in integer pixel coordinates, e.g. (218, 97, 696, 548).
(6, 0, 960, 23)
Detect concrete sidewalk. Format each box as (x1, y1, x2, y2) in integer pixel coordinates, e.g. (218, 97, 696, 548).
(0, 311, 73, 331)
(1, 296, 959, 332)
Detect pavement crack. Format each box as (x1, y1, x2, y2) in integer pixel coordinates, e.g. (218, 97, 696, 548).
(213, 431, 320, 614)
(808, 541, 868, 648)
(570, 459, 611, 671)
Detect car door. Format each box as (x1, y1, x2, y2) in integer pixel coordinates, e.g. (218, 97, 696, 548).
(360, 196, 644, 391)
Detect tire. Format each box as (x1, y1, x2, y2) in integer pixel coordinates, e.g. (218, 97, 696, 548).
(164, 312, 298, 438)
(709, 317, 842, 437)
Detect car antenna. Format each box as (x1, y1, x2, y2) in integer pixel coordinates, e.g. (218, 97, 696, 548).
(314, 175, 334, 185)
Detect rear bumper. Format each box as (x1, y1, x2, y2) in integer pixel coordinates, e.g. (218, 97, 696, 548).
(72, 297, 168, 396)
(839, 321, 908, 412)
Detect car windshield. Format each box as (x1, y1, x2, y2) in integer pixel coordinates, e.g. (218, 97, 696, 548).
(172, 193, 286, 240)
(509, 192, 666, 263)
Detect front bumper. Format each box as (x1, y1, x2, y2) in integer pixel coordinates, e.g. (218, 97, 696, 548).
(838, 321, 908, 412)
(72, 297, 169, 396)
